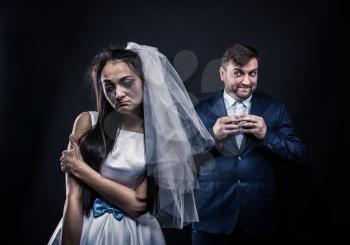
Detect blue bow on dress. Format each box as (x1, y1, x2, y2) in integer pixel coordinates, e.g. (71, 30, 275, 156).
(92, 198, 124, 221)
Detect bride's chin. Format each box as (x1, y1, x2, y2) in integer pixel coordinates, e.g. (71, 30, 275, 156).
(116, 109, 129, 114)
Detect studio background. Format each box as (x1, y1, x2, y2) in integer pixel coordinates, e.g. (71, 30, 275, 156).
(1, 0, 346, 243)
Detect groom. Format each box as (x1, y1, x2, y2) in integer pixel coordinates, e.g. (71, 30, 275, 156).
(192, 43, 306, 244)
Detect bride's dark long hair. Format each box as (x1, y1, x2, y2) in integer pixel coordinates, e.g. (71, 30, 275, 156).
(78, 47, 156, 215)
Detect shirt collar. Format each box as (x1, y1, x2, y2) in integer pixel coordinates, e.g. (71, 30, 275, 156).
(223, 90, 252, 110)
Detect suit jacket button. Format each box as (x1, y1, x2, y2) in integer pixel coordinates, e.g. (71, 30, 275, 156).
(238, 156, 242, 160)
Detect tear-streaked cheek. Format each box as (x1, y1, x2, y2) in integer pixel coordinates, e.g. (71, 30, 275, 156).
(129, 82, 143, 103)
(104, 91, 116, 108)
(107, 98, 116, 108)
(127, 83, 137, 97)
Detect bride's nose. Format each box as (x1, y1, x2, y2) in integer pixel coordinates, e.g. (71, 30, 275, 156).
(115, 86, 126, 101)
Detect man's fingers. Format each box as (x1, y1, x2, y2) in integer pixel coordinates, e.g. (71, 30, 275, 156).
(219, 116, 238, 124)
(241, 122, 256, 129)
(241, 127, 259, 134)
(240, 115, 260, 123)
(223, 124, 240, 130)
(222, 128, 240, 135)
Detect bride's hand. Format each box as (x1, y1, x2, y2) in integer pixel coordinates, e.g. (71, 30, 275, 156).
(60, 134, 84, 177)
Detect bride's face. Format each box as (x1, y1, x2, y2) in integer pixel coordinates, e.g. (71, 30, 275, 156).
(100, 60, 143, 115)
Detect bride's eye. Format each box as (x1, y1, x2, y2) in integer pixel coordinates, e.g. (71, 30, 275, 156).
(105, 86, 114, 93)
(122, 80, 134, 87)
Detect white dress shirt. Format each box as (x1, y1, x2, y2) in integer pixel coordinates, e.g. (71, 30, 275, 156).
(223, 91, 252, 148)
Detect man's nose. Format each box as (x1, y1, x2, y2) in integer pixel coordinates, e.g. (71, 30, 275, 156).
(242, 74, 251, 85)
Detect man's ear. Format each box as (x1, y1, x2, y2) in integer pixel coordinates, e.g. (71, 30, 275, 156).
(219, 66, 225, 82)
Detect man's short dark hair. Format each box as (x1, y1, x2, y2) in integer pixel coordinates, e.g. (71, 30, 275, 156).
(221, 43, 259, 68)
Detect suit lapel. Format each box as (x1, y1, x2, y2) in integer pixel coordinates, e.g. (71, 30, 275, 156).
(249, 93, 264, 117)
(240, 93, 265, 155)
(209, 92, 227, 119)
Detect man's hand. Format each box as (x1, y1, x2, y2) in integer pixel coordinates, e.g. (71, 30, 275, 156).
(239, 114, 267, 140)
(213, 115, 241, 143)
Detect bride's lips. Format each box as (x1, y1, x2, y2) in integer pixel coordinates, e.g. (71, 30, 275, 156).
(116, 101, 129, 108)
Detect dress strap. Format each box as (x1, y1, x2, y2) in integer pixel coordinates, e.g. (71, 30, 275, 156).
(89, 111, 99, 127)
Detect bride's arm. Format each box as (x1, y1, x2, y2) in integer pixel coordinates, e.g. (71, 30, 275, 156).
(61, 112, 148, 219)
(61, 175, 83, 245)
(74, 164, 148, 218)
(61, 112, 90, 245)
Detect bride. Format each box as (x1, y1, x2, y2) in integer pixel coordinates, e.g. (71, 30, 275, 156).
(48, 42, 214, 244)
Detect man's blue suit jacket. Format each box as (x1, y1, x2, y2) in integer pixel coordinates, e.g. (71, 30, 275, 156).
(193, 91, 306, 236)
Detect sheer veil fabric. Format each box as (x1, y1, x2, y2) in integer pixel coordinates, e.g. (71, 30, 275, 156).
(126, 42, 215, 228)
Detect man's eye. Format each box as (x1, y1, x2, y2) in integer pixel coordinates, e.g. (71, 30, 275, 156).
(250, 71, 257, 77)
(233, 71, 242, 77)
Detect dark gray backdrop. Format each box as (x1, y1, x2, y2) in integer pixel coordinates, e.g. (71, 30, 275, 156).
(0, 0, 346, 243)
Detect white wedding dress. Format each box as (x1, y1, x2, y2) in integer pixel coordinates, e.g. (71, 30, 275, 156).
(48, 111, 165, 245)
